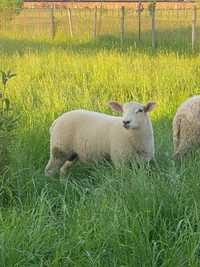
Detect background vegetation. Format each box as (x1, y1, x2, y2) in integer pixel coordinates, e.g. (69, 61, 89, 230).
(0, 0, 23, 9)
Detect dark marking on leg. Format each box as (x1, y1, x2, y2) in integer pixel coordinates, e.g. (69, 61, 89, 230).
(59, 152, 78, 177)
(52, 147, 78, 163)
(104, 153, 111, 161)
(67, 152, 78, 161)
(53, 147, 68, 161)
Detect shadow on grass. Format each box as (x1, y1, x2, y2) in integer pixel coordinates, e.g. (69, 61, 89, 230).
(0, 26, 199, 56)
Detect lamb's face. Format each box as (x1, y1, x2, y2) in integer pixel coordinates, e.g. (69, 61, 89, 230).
(122, 103, 147, 129)
(109, 101, 156, 130)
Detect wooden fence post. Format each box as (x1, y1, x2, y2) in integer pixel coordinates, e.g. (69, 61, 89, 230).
(98, 5, 103, 35)
(12, 12, 16, 33)
(50, 7, 56, 39)
(151, 4, 156, 49)
(0, 18, 1, 32)
(137, 1, 143, 41)
(68, 8, 73, 37)
(192, 6, 197, 50)
(93, 7, 97, 38)
(120, 6, 125, 43)
(138, 8, 141, 41)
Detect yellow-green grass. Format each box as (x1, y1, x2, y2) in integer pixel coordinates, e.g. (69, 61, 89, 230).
(1, 23, 200, 266)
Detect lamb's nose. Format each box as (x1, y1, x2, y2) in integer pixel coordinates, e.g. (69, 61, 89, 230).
(123, 121, 130, 125)
(123, 120, 130, 126)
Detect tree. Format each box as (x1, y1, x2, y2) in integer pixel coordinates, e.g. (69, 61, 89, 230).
(0, 0, 23, 9)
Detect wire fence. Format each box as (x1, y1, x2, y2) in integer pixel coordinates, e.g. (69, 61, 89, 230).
(0, 6, 200, 49)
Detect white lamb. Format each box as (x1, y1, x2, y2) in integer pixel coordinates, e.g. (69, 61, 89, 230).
(45, 101, 156, 177)
(173, 96, 200, 159)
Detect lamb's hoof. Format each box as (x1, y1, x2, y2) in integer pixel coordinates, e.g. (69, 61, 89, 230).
(45, 167, 56, 177)
(59, 161, 73, 177)
(60, 168, 66, 178)
(173, 152, 181, 160)
(59, 170, 69, 185)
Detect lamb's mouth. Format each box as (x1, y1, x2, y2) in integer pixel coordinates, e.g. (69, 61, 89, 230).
(123, 124, 139, 130)
(123, 124, 130, 129)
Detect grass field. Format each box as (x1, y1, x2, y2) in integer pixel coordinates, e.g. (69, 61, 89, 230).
(1, 7, 199, 44)
(1, 18, 200, 266)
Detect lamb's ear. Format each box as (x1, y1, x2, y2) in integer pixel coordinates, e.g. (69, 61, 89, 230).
(108, 101, 123, 112)
(144, 102, 156, 112)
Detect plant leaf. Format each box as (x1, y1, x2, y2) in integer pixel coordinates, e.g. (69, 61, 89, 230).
(3, 98, 10, 111)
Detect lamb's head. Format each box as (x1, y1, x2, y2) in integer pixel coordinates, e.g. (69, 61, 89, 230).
(109, 101, 156, 129)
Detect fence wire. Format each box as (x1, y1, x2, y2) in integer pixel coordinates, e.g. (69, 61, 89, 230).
(0, 7, 200, 48)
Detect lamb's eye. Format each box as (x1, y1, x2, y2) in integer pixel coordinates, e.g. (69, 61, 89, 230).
(136, 108, 143, 113)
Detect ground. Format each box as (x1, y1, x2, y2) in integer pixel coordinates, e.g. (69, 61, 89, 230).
(0, 14, 200, 266)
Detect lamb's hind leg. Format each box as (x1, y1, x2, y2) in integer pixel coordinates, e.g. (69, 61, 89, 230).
(60, 152, 78, 177)
(173, 142, 193, 160)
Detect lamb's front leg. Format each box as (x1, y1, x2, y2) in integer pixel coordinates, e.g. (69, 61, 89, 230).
(59, 152, 78, 177)
(110, 145, 133, 167)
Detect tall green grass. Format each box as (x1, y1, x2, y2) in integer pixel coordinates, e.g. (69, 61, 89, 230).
(1, 30, 200, 266)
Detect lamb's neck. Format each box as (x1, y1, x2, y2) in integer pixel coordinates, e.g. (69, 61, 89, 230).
(129, 119, 153, 139)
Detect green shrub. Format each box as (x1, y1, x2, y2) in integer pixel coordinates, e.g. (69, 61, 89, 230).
(0, 0, 23, 9)
(0, 71, 18, 173)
